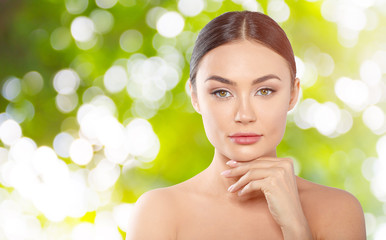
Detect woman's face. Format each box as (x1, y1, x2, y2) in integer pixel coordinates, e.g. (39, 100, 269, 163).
(190, 40, 299, 161)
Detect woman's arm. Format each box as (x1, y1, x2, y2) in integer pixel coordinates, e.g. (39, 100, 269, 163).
(125, 189, 176, 240)
(221, 158, 366, 240)
(222, 158, 313, 240)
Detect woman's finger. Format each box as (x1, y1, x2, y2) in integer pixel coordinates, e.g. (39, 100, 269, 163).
(228, 157, 293, 170)
(228, 167, 290, 193)
(222, 161, 276, 177)
(227, 168, 270, 192)
(237, 178, 268, 196)
(222, 158, 293, 178)
(226, 158, 281, 168)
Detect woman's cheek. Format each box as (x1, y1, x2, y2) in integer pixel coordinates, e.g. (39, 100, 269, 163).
(262, 101, 289, 143)
(200, 102, 225, 135)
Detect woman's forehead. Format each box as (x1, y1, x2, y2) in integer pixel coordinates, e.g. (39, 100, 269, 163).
(196, 40, 292, 83)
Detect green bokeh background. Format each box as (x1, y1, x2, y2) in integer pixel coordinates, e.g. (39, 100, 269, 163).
(0, 0, 385, 239)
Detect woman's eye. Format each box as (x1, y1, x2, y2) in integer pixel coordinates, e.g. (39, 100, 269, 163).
(257, 88, 273, 96)
(213, 90, 231, 98)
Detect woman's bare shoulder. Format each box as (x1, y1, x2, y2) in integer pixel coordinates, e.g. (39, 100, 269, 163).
(298, 176, 362, 207)
(125, 186, 180, 240)
(297, 177, 366, 239)
(137, 185, 178, 203)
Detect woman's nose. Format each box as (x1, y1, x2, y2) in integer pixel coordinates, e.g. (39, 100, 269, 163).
(234, 97, 257, 124)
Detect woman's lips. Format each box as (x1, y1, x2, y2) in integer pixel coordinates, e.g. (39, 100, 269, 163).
(229, 133, 262, 145)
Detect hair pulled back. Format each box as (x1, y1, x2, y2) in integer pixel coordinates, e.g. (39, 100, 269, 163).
(189, 11, 296, 89)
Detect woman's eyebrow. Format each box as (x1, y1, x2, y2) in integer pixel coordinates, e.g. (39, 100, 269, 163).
(205, 74, 281, 85)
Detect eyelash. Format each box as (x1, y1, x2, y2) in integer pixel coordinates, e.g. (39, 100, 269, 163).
(211, 88, 275, 99)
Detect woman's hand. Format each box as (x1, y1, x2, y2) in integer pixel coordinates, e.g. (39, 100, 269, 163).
(221, 157, 313, 240)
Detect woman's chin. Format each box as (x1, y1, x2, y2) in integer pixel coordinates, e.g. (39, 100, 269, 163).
(221, 148, 276, 162)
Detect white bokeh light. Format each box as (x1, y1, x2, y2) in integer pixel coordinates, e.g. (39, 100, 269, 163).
(77, 96, 117, 144)
(2, 77, 21, 101)
(267, 0, 290, 23)
(335, 109, 353, 135)
(367, 84, 383, 106)
(95, 0, 118, 9)
(178, 0, 204, 17)
(82, 86, 104, 103)
(316, 53, 335, 77)
(363, 105, 385, 132)
(88, 159, 120, 191)
(362, 157, 376, 184)
(94, 211, 122, 240)
(295, 56, 305, 79)
(146, 7, 167, 29)
(360, 60, 382, 86)
(294, 99, 352, 136)
(96, 115, 125, 148)
(0, 147, 7, 165)
(126, 118, 160, 160)
(32, 146, 64, 181)
(371, 171, 386, 202)
(157, 45, 185, 69)
(74, 95, 156, 165)
(7, 160, 39, 200)
(104, 143, 130, 164)
(71, 16, 95, 42)
(130, 100, 158, 119)
(373, 50, 386, 74)
(321, 0, 341, 22)
(90, 9, 114, 34)
(126, 55, 180, 105)
(156, 11, 185, 38)
(5, 100, 35, 124)
(55, 93, 78, 113)
(22, 71, 44, 96)
(113, 203, 134, 232)
(335, 77, 369, 111)
(50, 27, 72, 51)
(72, 223, 95, 240)
(376, 135, 386, 160)
(313, 102, 341, 136)
(293, 98, 318, 129)
(53, 132, 74, 158)
(242, 0, 261, 11)
(69, 138, 93, 165)
(65, 0, 88, 14)
(9, 137, 36, 163)
(337, 4, 367, 31)
(104, 66, 128, 93)
(119, 29, 143, 53)
(78, 105, 109, 142)
(321, 0, 368, 30)
(300, 63, 318, 88)
(374, 223, 386, 240)
(0, 200, 42, 239)
(364, 212, 377, 236)
(0, 119, 22, 146)
(53, 69, 80, 95)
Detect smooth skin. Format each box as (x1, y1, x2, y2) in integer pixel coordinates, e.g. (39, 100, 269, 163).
(126, 40, 366, 240)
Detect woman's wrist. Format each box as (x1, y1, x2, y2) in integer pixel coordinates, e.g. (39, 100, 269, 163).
(281, 217, 313, 240)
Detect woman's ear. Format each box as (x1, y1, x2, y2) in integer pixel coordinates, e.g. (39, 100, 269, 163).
(189, 80, 201, 114)
(288, 77, 300, 111)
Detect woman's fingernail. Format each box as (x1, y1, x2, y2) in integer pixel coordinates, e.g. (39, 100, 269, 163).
(228, 184, 235, 192)
(226, 160, 237, 166)
(221, 170, 231, 176)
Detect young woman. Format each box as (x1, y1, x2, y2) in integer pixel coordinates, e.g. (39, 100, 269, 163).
(126, 11, 366, 240)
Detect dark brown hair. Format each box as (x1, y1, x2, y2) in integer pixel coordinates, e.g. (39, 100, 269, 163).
(189, 11, 296, 89)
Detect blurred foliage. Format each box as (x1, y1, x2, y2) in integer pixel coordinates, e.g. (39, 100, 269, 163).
(0, 0, 386, 239)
